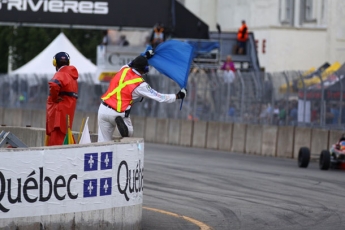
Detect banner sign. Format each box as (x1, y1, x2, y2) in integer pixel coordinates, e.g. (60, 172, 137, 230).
(0, 0, 209, 39)
(96, 45, 140, 82)
(0, 0, 171, 28)
(0, 142, 144, 218)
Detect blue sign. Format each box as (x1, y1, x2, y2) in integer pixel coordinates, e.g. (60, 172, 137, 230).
(101, 152, 113, 170)
(83, 179, 97, 197)
(100, 177, 112, 196)
(84, 153, 98, 171)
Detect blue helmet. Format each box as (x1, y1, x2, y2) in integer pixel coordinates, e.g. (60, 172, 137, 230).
(53, 52, 70, 68)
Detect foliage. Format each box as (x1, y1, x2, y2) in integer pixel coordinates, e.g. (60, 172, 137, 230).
(0, 26, 102, 73)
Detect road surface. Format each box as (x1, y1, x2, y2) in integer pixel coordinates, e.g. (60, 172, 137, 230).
(142, 143, 345, 230)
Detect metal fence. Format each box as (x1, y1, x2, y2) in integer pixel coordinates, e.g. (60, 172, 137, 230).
(1, 67, 345, 130)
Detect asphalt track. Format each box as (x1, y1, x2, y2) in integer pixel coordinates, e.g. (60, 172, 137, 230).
(142, 143, 345, 230)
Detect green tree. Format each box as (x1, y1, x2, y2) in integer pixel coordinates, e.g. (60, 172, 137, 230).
(0, 26, 102, 73)
(0, 27, 13, 73)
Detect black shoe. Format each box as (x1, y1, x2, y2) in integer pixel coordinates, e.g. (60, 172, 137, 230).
(115, 116, 129, 137)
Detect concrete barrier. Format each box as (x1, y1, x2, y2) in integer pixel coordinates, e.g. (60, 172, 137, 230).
(167, 119, 181, 145)
(72, 111, 86, 133)
(261, 125, 278, 157)
(155, 118, 169, 144)
(144, 117, 157, 143)
(131, 116, 146, 138)
(84, 112, 98, 133)
(245, 124, 262, 155)
(3, 108, 23, 127)
(276, 126, 294, 158)
(329, 130, 344, 148)
(2, 107, 345, 163)
(192, 121, 207, 148)
(30, 110, 46, 129)
(0, 138, 144, 229)
(21, 109, 32, 127)
(179, 120, 193, 147)
(0, 107, 4, 125)
(0, 127, 46, 147)
(293, 127, 312, 159)
(231, 123, 247, 153)
(310, 128, 329, 156)
(218, 123, 233, 152)
(206, 121, 220, 150)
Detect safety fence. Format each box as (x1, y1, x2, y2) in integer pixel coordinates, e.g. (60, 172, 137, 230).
(0, 67, 344, 130)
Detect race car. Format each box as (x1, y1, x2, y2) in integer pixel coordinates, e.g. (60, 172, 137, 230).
(298, 138, 345, 170)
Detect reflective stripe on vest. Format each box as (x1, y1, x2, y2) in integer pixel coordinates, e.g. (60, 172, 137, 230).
(101, 68, 144, 112)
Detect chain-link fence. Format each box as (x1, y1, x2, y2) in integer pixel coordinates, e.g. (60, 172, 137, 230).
(1, 67, 345, 130)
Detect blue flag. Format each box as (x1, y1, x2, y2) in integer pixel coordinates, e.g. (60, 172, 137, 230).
(143, 40, 194, 89)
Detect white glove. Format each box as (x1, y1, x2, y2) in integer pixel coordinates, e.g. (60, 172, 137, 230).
(145, 50, 154, 59)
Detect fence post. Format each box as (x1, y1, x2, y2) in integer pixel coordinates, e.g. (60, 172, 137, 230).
(297, 70, 307, 124)
(237, 71, 245, 122)
(283, 71, 290, 125)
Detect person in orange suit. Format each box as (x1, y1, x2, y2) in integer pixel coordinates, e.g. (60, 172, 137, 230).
(46, 52, 79, 146)
(236, 20, 248, 54)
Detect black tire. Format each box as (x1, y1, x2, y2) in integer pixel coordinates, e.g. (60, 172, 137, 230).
(319, 150, 331, 170)
(298, 147, 310, 168)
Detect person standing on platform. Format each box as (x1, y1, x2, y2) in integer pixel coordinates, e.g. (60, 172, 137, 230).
(150, 22, 166, 49)
(46, 52, 79, 146)
(236, 20, 249, 54)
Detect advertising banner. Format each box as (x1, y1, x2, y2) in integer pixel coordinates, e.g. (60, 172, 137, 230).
(0, 142, 144, 218)
(0, 0, 170, 28)
(0, 0, 209, 39)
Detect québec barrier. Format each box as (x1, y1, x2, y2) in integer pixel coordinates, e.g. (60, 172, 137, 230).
(0, 139, 143, 229)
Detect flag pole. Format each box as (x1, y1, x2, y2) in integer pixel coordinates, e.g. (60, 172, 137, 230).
(77, 117, 86, 144)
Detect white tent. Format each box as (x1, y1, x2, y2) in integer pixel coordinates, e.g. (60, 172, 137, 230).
(11, 32, 97, 80)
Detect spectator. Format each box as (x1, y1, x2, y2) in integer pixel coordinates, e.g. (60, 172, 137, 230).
(288, 101, 298, 125)
(325, 104, 333, 124)
(118, 35, 129, 46)
(259, 104, 269, 123)
(101, 30, 109, 46)
(228, 103, 236, 117)
(46, 52, 79, 146)
(278, 101, 287, 125)
(236, 20, 248, 55)
(311, 103, 320, 124)
(221, 55, 236, 84)
(150, 22, 166, 49)
(330, 103, 340, 124)
(273, 103, 279, 125)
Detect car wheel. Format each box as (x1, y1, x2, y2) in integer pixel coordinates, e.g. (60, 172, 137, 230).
(319, 150, 331, 170)
(298, 147, 310, 168)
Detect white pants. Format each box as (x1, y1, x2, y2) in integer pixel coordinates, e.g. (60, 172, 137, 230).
(97, 103, 134, 142)
(223, 70, 235, 83)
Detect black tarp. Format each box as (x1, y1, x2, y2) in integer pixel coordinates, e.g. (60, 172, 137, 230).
(0, 0, 209, 39)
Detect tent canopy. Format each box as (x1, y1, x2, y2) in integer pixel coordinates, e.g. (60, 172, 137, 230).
(11, 33, 97, 75)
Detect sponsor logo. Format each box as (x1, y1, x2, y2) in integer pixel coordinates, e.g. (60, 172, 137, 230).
(146, 85, 167, 100)
(0, 0, 108, 14)
(108, 53, 135, 66)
